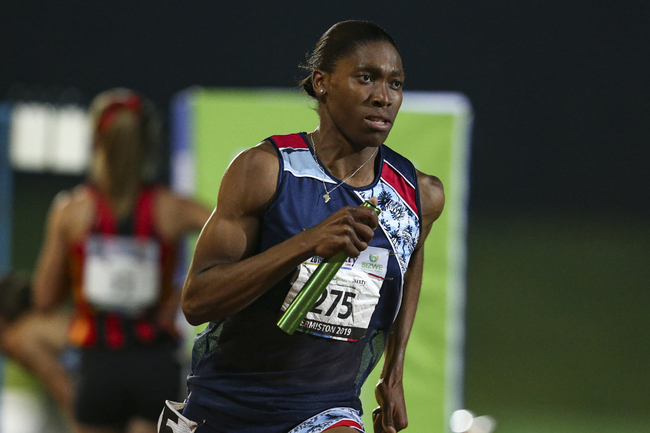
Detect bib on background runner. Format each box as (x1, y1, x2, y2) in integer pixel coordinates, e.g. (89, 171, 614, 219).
(83, 234, 161, 315)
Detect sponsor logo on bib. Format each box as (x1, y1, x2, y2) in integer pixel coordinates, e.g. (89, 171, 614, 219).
(281, 246, 390, 341)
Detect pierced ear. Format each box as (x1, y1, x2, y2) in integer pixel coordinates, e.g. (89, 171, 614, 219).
(312, 70, 328, 96)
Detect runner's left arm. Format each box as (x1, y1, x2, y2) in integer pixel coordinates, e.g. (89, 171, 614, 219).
(373, 171, 445, 433)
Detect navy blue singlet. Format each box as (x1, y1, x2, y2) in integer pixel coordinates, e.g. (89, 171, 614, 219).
(185, 133, 422, 433)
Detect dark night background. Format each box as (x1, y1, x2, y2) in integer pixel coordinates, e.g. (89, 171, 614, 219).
(1, 1, 649, 432)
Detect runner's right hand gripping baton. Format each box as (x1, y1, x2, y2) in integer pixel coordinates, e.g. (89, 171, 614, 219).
(277, 201, 381, 335)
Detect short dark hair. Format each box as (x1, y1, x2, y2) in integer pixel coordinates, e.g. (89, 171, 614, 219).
(300, 20, 400, 97)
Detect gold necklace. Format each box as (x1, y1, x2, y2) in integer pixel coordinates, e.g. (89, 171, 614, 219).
(309, 132, 378, 203)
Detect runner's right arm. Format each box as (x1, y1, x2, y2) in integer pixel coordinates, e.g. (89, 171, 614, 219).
(181, 141, 379, 325)
(32, 191, 79, 311)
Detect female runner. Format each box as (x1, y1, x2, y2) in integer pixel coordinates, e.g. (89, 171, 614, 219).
(176, 20, 445, 433)
(33, 89, 211, 433)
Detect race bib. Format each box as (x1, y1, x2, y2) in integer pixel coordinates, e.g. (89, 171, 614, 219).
(281, 246, 390, 341)
(83, 235, 161, 315)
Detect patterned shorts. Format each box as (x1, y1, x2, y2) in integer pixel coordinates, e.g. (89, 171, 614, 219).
(288, 407, 365, 433)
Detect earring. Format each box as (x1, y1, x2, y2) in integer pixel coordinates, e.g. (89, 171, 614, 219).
(319, 89, 324, 93)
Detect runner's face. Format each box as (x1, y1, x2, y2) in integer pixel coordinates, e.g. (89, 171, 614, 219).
(324, 41, 404, 147)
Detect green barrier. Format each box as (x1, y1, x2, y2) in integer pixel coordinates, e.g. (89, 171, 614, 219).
(171, 88, 472, 432)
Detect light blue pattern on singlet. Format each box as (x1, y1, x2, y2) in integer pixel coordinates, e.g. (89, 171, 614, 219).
(279, 141, 420, 277)
(287, 407, 364, 433)
(357, 182, 420, 276)
(281, 147, 337, 184)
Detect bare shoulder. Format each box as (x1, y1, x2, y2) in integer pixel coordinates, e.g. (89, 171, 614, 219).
(156, 140, 278, 209)
(154, 185, 201, 209)
(416, 170, 445, 228)
(217, 140, 280, 216)
(50, 184, 89, 213)
(47, 185, 94, 240)
(225, 140, 279, 180)
(154, 186, 212, 240)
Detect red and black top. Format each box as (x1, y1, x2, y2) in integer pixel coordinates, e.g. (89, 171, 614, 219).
(68, 184, 178, 350)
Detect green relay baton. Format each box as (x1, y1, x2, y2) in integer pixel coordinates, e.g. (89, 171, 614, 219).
(277, 200, 381, 335)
